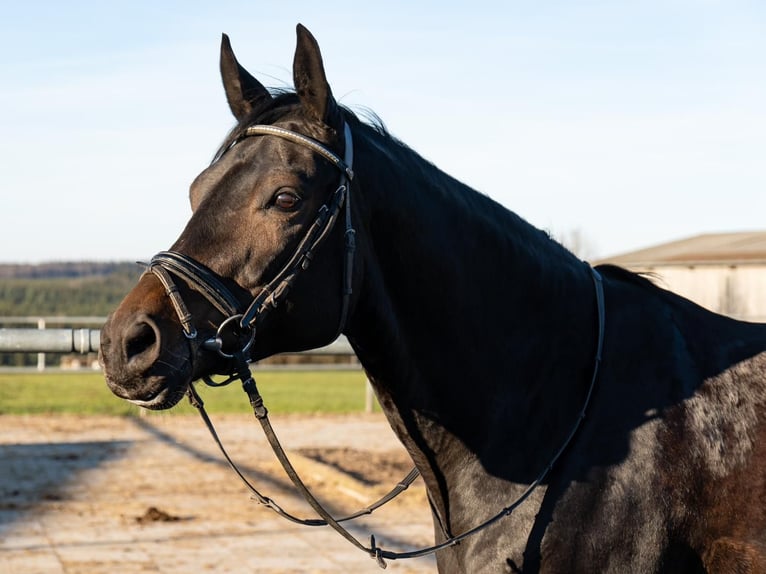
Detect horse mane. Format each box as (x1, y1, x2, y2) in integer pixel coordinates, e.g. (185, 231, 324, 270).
(596, 263, 661, 289)
(213, 88, 582, 285)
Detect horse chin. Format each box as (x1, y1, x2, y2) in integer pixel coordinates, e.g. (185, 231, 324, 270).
(126, 382, 189, 411)
(104, 370, 192, 411)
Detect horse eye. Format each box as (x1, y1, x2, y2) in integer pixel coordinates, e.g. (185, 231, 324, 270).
(273, 191, 301, 211)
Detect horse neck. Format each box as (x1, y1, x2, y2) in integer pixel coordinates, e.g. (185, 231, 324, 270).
(345, 126, 600, 493)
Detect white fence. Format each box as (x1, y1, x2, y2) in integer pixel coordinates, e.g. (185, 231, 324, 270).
(0, 317, 374, 411)
(0, 316, 356, 369)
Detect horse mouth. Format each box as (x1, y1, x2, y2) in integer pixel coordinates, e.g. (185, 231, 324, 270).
(104, 373, 190, 411)
(126, 384, 189, 410)
(100, 315, 196, 412)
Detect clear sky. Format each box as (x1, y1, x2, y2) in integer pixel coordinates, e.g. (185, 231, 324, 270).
(1, 0, 764, 263)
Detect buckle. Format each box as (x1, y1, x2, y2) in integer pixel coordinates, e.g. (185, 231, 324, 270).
(202, 314, 256, 358)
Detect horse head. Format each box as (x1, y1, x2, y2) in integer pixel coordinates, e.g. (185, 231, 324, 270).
(100, 26, 357, 409)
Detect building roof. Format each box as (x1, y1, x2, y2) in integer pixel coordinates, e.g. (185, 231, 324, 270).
(598, 231, 766, 267)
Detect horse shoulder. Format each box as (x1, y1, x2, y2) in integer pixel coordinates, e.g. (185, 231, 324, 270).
(665, 349, 766, 571)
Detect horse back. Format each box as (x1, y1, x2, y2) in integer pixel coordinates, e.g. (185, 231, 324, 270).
(577, 266, 766, 572)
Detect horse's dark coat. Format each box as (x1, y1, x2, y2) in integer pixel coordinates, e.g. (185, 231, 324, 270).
(100, 25, 766, 572)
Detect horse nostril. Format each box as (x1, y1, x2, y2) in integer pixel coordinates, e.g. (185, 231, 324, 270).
(124, 319, 160, 365)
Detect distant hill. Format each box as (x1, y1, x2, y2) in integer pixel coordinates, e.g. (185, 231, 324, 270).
(0, 261, 142, 317)
(0, 261, 138, 280)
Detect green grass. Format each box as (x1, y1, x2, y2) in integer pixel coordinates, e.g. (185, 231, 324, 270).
(0, 370, 375, 415)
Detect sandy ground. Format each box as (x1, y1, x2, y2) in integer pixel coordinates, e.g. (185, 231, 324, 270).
(0, 413, 437, 573)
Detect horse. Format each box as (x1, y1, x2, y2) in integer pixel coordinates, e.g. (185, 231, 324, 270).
(99, 24, 766, 573)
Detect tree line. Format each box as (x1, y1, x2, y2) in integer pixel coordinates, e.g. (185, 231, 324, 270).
(0, 262, 143, 366)
(0, 262, 142, 316)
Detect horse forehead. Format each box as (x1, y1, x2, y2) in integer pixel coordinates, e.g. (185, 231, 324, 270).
(189, 138, 315, 207)
(213, 133, 323, 178)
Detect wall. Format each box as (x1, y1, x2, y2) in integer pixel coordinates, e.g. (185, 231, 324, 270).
(636, 264, 766, 322)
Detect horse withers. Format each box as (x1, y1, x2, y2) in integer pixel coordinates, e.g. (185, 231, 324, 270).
(100, 24, 766, 573)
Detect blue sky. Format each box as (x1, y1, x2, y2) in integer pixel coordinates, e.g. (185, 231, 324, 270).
(1, 1, 764, 262)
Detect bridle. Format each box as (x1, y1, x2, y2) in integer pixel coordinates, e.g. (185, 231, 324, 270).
(145, 120, 422, 561)
(144, 120, 607, 569)
(149, 123, 357, 367)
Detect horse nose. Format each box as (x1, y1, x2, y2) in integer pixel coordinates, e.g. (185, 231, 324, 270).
(100, 313, 162, 378)
(121, 315, 162, 372)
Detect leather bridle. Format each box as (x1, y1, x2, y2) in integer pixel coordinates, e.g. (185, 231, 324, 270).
(145, 121, 422, 562)
(143, 120, 607, 569)
(149, 123, 357, 367)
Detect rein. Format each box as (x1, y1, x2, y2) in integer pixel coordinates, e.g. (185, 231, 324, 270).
(146, 121, 607, 569)
(185, 377, 421, 527)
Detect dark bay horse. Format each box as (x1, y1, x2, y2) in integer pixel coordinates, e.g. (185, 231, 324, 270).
(100, 25, 766, 573)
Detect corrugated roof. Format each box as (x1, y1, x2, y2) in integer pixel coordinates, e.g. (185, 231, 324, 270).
(597, 231, 766, 267)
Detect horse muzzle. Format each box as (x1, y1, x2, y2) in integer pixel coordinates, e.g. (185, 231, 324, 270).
(100, 311, 193, 410)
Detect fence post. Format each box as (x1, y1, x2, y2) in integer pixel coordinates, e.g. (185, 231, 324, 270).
(364, 378, 374, 414)
(37, 318, 45, 372)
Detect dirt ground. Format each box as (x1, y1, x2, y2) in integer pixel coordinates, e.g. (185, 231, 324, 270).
(0, 413, 437, 573)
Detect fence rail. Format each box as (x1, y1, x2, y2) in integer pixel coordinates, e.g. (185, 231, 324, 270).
(0, 328, 354, 355)
(0, 318, 373, 411)
(0, 316, 356, 363)
(0, 328, 101, 354)
(0, 316, 106, 325)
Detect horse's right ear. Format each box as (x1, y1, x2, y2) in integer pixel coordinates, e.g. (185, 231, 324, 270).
(293, 24, 342, 131)
(220, 34, 271, 121)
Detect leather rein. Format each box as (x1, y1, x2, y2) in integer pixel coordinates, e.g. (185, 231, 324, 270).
(145, 121, 607, 569)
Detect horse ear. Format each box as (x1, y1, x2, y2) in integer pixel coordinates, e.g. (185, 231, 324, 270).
(220, 33, 271, 121)
(292, 24, 342, 131)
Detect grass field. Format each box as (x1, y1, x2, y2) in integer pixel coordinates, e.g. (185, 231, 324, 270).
(0, 370, 375, 415)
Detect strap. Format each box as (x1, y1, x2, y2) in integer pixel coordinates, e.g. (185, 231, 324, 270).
(186, 372, 420, 528)
(150, 251, 242, 318)
(334, 171, 357, 341)
(238, 183, 348, 330)
(235, 264, 607, 567)
(236, 124, 355, 334)
(244, 124, 354, 180)
(146, 263, 198, 339)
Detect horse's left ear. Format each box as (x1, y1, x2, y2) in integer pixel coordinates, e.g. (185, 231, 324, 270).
(293, 24, 343, 131)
